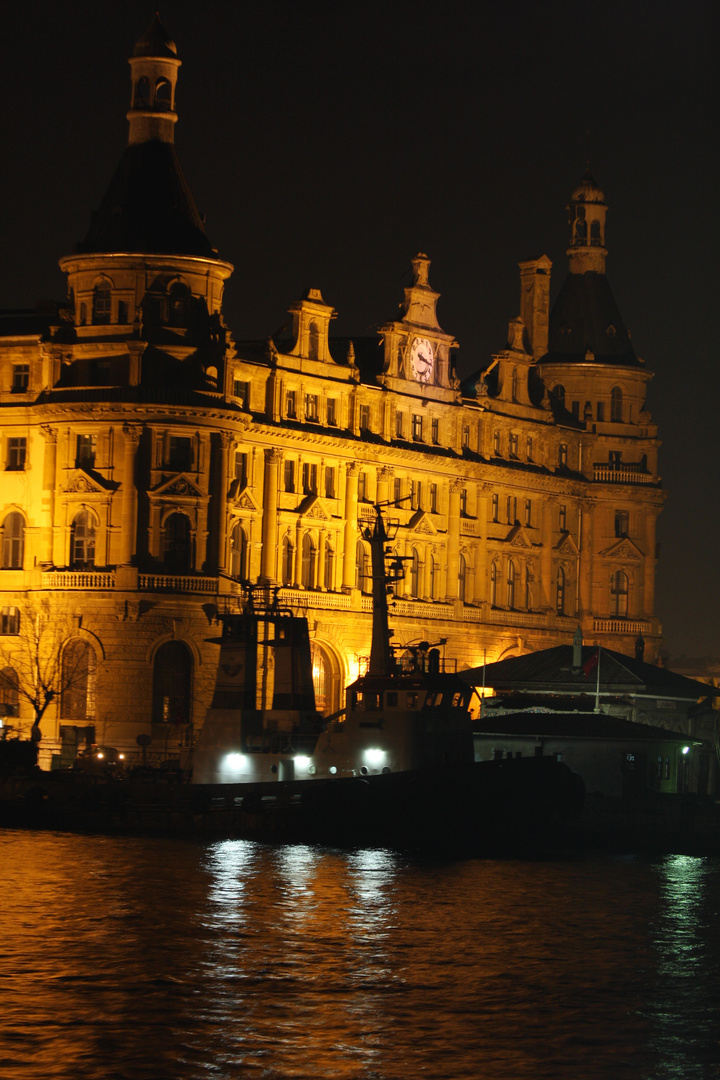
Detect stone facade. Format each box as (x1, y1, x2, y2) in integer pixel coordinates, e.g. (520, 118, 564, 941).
(0, 17, 665, 766)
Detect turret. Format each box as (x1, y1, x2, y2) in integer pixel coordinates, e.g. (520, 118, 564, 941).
(566, 169, 608, 275)
(127, 13, 181, 146)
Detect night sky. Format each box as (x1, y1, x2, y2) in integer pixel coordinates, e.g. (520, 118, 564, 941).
(0, 1, 717, 658)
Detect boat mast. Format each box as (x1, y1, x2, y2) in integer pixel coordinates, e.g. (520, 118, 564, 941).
(367, 504, 394, 677)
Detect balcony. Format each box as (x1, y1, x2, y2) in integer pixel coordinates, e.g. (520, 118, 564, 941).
(42, 571, 116, 590)
(138, 574, 219, 594)
(593, 617, 651, 635)
(593, 464, 656, 484)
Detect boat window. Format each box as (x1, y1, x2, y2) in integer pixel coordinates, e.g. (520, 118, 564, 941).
(406, 692, 418, 707)
(366, 692, 382, 711)
(353, 690, 363, 708)
(452, 692, 463, 707)
(386, 692, 398, 707)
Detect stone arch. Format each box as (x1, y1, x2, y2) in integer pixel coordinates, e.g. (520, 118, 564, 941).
(161, 511, 193, 573)
(611, 568, 629, 617)
(309, 638, 343, 715)
(60, 638, 98, 722)
(1, 510, 26, 569)
(151, 639, 193, 726)
(70, 508, 98, 569)
(133, 76, 150, 108)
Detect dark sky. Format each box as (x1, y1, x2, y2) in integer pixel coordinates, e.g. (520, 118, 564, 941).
(0, 1, 717, 658)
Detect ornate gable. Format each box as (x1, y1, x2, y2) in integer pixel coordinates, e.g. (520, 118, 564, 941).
(231, 486, 260, 512)
(297, 493, 331, 520)
(407, 509, 437, 536)
(600, 536, 645, 560)
(151, 473, 204, 498)
(60, 469, 115, 496)
(504, 523, 534, 548)
(556, 532, 579, 555)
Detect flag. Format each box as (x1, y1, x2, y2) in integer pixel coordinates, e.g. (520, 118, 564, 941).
(583, 647, 600, 678)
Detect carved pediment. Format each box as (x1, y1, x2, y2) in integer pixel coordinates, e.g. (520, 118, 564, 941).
(556, 532, 579, 555)
(600, 536, 645, 560)
(504, 523, 533, 548)
(297, 493, 331, 520)
(407, 509, 437, 535)
(60, 469, 114, 495)
(231, 485, 259, 512)
(151, 473, 204, 498)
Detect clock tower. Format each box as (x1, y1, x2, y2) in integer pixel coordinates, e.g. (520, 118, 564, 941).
(378, 253, 460, 401)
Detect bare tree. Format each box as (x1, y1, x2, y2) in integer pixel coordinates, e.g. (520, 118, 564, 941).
(0, 597, 92, 735)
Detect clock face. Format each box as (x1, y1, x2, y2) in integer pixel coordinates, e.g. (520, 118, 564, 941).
(409, 337, 434, 383)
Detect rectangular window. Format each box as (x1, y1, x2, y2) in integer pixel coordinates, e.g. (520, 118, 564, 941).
(526, 436, 534, 461)
(359, 404, 371, 431)
(596, 401, 605, 422)
(90, 358, 111, 385)
(559, 443, 568, 467)
(432, 418, 439, 445)
(559, 504, 567, 531)
(76, 434, 96, 470)
(305, 393, 319, 422)
(12, 364, 29, 392)
(571, 401, 580, 419)
(284, 459, 295, 493)
(302, 462, 318, 494)
(393, 478, 402, 505)
(525, 499, 532, 527)
(460, 487, 468, 515)
(0, 607, 20, 635)
(493, 431, 501, 455)
(462, 425, 470, 449)
(117, 300, 129, 325)
(167, 435, 192, 472)
(509, 433, 519, 458)
(234, 451, 248, 487)
(325, 466, 335, 499)
(615, 510, 629, 537)
(7, 437, 27, 471)
(412, 414, 423, 441)
(609, 450, 622, 466)
(492, 493, 499, 522)
(507, 495, 517, 523)
(233, 379, 248, 405)
(286, 390, 296, 418)
(327, 398, 337, 426)
(430, 483, 438, 513)
(396, 412, 404, 439)
(358, 471, 367, 502)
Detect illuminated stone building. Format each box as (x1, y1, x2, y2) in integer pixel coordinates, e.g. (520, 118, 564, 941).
(0, 17, 664, 763)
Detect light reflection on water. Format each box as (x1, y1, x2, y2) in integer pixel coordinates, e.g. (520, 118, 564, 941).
(1, 832, 719, 1079)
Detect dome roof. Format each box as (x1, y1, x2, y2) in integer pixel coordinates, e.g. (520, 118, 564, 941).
(570, 168, 605, 205)
(133, 13, 177, 58)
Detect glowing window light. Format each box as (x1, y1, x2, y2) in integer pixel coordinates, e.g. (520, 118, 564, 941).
(294, 756, 311, 770)
(225, 753, 246, 770)
(364, 748, 385, 766)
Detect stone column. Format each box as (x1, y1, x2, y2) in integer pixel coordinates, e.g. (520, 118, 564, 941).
(476, 487, 489, 604)
(260, 448, 283, 583)
(376, 466, 393, 508)
(644, 510, 658, 616)
(294, 520, 303, 587)
(215, 431, 235, 573)
(540, 497, 555, 610)
(120, 424, 141, 566)
(40, 426, 58, 566)
(445, 479, 462, 600)
(317, 528, 327, 591)
(578, 501, 595, 615)
(342, 462, 360, 589)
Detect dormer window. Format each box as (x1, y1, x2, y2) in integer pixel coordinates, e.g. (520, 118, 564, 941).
(92, 283, 112, 325)
(308, 321, 320, 361)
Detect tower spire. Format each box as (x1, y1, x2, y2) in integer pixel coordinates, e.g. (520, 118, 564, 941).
(127, 12, 181, 146)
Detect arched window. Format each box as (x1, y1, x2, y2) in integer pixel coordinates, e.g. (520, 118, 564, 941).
(168, 282, 190, 327)
(60, 640, 97, 721)
(458, 554, 466, 603)
(611, 570, 629, 617)
(310, 641, 341, 715)
(590, 219, 602, 245)
(430, 555, 438, 600)
(92, 283, 112, 325)
(356, 540, 371, 594)
(281, 535, 294, 585)
(554, 384, 566, 410)
(574, 212, 587, 244)
(0, 666, 19, 717)
(71, 511, 96, 570)
(409, 548, 420, 598)
(323, 539, 335, 591)
(155, 78, 172, 110)
(490, 561, 498, 607)
(507, 561, 516, 609)
(229, 522, 247, 581)
(308, 321, 320, 361)
(525, 565, 533, 610)
(556, 567, 565, 614)
(611, 386, 623, 423)
(152, 640, 192, 725)
(133, 77, 150, 108)
(511, 367, 518, 402)
(301, 534, 314, 589)
(162, 513, 192, 574)
(2, 512, 25, 569)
